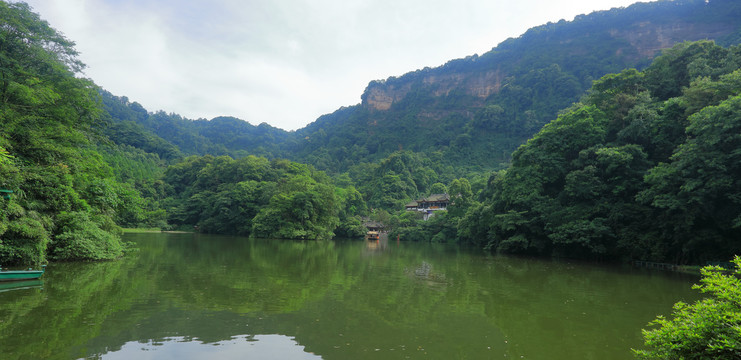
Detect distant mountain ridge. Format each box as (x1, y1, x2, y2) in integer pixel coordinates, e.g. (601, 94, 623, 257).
(104, 0, 741, 175)
(360, 0, 741, 112)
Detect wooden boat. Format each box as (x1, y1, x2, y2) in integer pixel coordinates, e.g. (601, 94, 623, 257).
(0, 265, 46, 282)
(365, 231, 380, 241)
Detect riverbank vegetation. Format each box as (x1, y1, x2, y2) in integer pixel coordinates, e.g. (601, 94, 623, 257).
(453, 41, 741, 264)
(2, 2, 741, 357)
(1, 0, 740, 269)
(0, 2, 144, 264)
(634, 256, 741, 359)
(161, 155, 367, 239)
(387, 41, 741, 266)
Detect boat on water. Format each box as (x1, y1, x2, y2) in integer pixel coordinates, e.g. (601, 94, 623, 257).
(0, 265, 46, 282)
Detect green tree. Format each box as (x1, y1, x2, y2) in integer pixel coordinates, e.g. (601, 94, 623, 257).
(447, 178, 474, 218)
(161, 154, 343, 239)
(428, 182, 448, 195)
(639, 95, 741, 262)
(0, 2, 137, 263)
(634, 256, 741, 359)
(462, 41, 741, 262)
(50, 211, 124, 261)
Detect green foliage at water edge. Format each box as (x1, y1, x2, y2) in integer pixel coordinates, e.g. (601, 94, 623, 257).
(634, 256, 741, 359)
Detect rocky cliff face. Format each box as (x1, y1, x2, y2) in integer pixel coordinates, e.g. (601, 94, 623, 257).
(363, 81, 411, 111)
(360, 1, 740, 112)
(363, 69, 504, 111)
(613, 21, 737, 58)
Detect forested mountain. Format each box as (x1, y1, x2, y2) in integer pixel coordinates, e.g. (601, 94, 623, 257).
(101, 0, 741, 179)
(94, 0, 741, 221)
(100, 90, 293, 160)
(293, 0, 741, 173)
(455, 41, 741, 264)
(4, 0, 741, 266)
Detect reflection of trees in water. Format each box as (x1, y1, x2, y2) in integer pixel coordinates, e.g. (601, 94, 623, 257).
(0, 233, 701, 360)
(0, 255, 143, 359)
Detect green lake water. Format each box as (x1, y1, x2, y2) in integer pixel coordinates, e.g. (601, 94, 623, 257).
(0, 232, 702, 359)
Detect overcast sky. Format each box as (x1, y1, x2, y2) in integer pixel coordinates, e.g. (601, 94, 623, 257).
(20, 0, 647, 130)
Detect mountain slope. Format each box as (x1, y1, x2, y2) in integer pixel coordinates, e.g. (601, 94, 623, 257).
(100, 90, 294, 160)
(101, 0, 741, 179)
(456, 40, 741, 263)
(293, 0, 741, 173)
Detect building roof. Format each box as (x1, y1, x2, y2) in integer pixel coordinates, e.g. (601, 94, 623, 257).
(418, 193, 449, 202)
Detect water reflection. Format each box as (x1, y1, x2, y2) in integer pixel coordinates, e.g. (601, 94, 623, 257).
(0, 232, 701, 360)
(363, 234, 390, 253)
(0, 279, 42, 293)
(102, 334, 321, 360)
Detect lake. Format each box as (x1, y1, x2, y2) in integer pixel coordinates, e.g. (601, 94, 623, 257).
(0, 232, 701, 359)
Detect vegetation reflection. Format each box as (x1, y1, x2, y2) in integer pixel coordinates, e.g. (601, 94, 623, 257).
(0, 233, 699, 359)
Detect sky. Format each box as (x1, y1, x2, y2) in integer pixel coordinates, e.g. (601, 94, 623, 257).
(20, 0, 646, 131)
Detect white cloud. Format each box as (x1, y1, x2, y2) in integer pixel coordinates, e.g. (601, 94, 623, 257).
(19, 0, 645, 130)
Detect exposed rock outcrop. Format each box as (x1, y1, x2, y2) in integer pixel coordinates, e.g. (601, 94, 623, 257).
(361, 2, 740, 112)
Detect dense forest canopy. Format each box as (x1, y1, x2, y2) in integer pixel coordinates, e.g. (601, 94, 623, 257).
(94, 0, 741, 177)
(455, 41, 741, 264)
(161, 155, 367, 240)
(0, 2, 143, 264)
(291, 0, 741, 174)
(2, 0, 741, 268)
(4, 2, 741, 358)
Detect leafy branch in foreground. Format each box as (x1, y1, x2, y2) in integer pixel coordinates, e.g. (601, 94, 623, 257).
(634, 256, 741, 359)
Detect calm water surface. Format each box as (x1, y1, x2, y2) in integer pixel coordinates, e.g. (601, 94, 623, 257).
(0, 232, 701, 359)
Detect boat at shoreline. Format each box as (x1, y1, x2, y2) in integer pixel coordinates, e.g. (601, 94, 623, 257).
(0, 265, 46, 282)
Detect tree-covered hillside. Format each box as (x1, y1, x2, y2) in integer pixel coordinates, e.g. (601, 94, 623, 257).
(96, 0, 741, 180)
(4, 0, 741, 268)
(456, 41, 741, 264)
(100, 90, 294, 160)
(293, 0, 741, 174)
(91, 0, 741, 216)
(0, 2, 152, 264)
